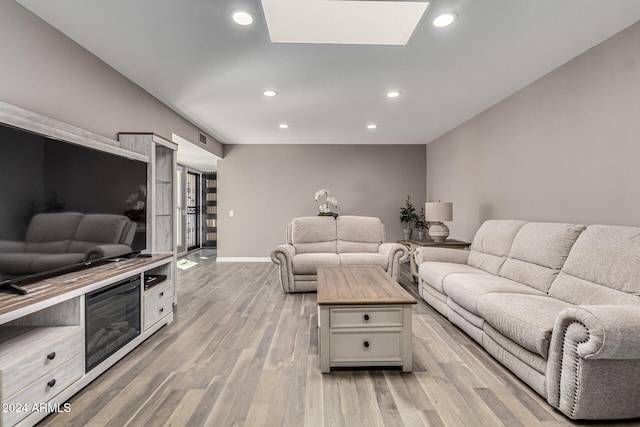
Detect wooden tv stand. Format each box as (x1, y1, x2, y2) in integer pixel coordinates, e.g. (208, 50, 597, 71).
(0, 254, 175, 427)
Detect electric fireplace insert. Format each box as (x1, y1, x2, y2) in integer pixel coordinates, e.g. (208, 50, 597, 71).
(85, 275, 141, 372)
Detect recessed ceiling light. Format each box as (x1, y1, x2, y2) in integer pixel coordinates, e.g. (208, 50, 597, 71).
(386, 91, 401, 98)
(367, 124, 378, 129)
(232, 11, 254, 26)
(433, 12, 457, 28)
(279, 123, 289, 129)
(263, 90, 278, 97)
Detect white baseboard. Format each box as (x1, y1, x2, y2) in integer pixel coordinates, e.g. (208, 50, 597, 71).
(216, 257, 272, 263)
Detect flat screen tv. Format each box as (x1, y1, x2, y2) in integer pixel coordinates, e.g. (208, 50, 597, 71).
(0, 122, 148, 293)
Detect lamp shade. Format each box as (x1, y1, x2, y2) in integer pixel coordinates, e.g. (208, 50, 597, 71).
(425, 202, 453, 222)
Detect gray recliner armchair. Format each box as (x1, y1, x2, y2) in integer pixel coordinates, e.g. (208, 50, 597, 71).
(271, 215, 408, 293)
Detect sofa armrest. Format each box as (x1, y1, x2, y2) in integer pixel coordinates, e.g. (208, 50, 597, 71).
(378, 243, 409, 262)
(0, 240, 27, 253)
(546, 305, 640, 419)
(270, 244, 296, 293)
(552, 305, 640, 360)
(85, 244, 133, 261)
(378, 243, 409, 281)
(415, 247, 469, 265)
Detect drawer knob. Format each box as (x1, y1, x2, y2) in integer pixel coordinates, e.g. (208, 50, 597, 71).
(159, 307, 164, 313)
(47, 379, 56, 388)
(47, 352, 56, 360)
(160, 291, 164, 297)
(363, 314, 370, 321)
(363, 341, 370, 348)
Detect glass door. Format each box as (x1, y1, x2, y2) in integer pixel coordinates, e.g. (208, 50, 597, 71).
(186, 171, 201, 251)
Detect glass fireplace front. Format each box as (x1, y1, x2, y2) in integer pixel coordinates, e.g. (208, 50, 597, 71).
(85, 275, 141, 372)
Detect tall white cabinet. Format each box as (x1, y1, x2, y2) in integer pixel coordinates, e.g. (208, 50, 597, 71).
(118, 133, 178, 306)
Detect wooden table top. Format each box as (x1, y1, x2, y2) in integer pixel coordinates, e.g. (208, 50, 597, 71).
(0, 254, 173, 320)
(317, 265, 417, 305)
(406, 238, 470, 246)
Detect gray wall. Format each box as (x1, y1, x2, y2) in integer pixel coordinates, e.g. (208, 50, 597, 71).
(0, 0, 223, 157)
(218, 144, 426, 257)
(426, 21, 640, 242)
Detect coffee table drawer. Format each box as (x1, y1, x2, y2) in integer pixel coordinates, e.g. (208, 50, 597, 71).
(330, 328, 402, 363)
(330, 307, 403, 328)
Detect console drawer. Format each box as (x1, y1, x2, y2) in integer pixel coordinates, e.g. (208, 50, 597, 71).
(144, 280, 174, 305)
(0, 326, 82, 400)
(330, 328, 402, 363)
(2, 354, 83, 427)
(330, 306, 403, 328)
(144, 298, 173, 330)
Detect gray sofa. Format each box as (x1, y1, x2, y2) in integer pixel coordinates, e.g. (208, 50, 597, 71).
(0, 212, 136, 277)
(271, 215, 408, 293)
(415, 219, 640, 420)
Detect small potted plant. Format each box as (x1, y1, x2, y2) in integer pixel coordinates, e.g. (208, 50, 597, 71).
(315, 189, 339, 217)
(400, 195, 417, 240)
(414, 206, 429, 239)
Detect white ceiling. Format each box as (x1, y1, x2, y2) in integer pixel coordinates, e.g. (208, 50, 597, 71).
(17, 0, 640, 146)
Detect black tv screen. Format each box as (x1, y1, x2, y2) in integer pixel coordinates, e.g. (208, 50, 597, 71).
(0, 122, 148, 288)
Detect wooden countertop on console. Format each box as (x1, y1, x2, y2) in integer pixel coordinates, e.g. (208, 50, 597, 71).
(0, 254, 173, 321)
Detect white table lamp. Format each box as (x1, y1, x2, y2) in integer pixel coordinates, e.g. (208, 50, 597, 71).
(425, 202, 453, 242)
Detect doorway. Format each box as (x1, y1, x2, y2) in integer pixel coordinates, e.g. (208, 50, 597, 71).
(185, 171, 201, 251)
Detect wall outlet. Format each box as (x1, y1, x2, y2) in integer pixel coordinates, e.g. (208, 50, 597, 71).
(229, 210, 234, 217)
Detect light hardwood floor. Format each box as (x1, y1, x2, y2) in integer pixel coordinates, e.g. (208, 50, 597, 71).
(40, 253, 639, 427)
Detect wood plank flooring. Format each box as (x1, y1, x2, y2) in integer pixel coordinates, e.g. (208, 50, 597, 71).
(39, 253, 640, 427)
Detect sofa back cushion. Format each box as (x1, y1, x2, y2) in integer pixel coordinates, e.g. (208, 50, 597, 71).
(69, 214, 131, 253)
(468, 220, 525, 275)
(548, 225, 640, 305)
(289, 216, 337, 254)
(336, 216, 384, 253)
(25, 212, 84, 254)
(499, 222, 585, 292)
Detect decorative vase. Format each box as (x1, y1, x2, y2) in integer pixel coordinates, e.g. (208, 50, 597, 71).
(417, 230, 426, 240)
(402, 228, 411, 240)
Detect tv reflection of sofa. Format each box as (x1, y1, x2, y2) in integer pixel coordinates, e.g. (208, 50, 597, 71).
(0, 212, 136, 277)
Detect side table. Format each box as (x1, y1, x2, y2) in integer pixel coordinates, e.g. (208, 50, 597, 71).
(398, 238, 471, 282)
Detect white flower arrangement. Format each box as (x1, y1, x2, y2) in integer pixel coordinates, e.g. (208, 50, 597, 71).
(314, 189, 339, 216)
(125, 185, 147, 211)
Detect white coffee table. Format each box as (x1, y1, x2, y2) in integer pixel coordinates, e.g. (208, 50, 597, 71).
(317, 265, 417, 373)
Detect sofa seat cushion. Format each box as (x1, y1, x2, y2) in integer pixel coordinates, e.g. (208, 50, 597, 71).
(419, 262, 488, 293)
(31, 253, 86, 273)
(292, 253, 340, 274)
(483, 323, 547, 374)
(443, 274, 545, 316)
(0, 253, 42, 275)
(0, 252, 87, 275)
(477, 293, 572, 359)
(339, 253, 388, 270)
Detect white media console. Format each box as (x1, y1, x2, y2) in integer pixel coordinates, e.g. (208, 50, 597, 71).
(0, 100, 179, 426)
(0, 254, 175, 427)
